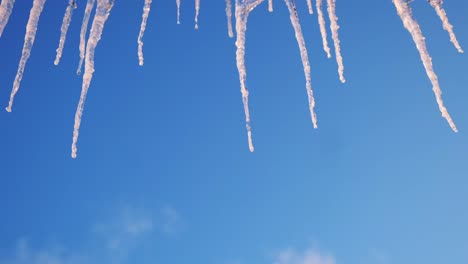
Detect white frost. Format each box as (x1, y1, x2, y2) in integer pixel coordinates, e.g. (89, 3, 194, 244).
(235, 0, 264, 152)
(326, 0, 345, 83)
(71, 0, 114, 158)
(194, 0, 200, 29)
(77, 0, 96, 75)
(6, 0, 46, 113)
(428, 0, 463, 53)
(225, 0, 234, 38)
(284, 0, 317, 128)
(138, 0, 152, 66)
(0, 0, 15, 38)
(393, 0, 457, 132)
(54, 0, 76, 66)
(316, 0, 331, 58)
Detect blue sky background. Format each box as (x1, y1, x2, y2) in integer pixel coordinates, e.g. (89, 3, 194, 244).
(0, 0, 468, 263)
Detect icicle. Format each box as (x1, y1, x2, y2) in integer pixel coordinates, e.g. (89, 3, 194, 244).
(306, 0, 313, 14)
(77, 0, 95, 75)
(194, 0, 200, 29)
(54, 0, 77, 66)
(268, 0, 273, 12)
(176, 0, 181, 24)
(316, 0, 330, 58)
(6, 0, 46, 113)
(235, 0, 264, 152)
(138, 0, 152, 66)
(225, 0, 234, 38)
(428, 0, 463, 53)
(0, 0, 15, 38)
(284, 0, 317, 128)
(71, 0, 114, 158)
(326, 0, 345, 83)
(393, 0, 457, 132)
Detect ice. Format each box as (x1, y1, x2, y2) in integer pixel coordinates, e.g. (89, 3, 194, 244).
(71, 0, 114, 158)
(6, 0, 46, 112)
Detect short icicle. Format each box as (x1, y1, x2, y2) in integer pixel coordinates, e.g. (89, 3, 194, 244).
(428, 0, 463, 53)
(176, 0, 181, 24)
(306, 0, 313, 14)
(392, 0, 457, 132)
(6, 0, 46, 112)
(0, 0, 15, 38)
(138, 0, 152, 66)
(316, 0, 331, 58)
(234, 0, 264, 152)
(225, 0, 234, 38)
(71, 0, 114, 158)
(194, 0, 200, 29)
(326, 0, 345, 83)
(284, 0, 317, 128)
(268, 0, 273, 12)
(54, 0, 77, 66)
(77, 0, 96, 75)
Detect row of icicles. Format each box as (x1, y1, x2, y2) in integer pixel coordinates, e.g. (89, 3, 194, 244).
(0, 0, 463, 158)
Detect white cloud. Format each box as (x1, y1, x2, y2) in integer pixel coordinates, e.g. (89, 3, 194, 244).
(224, 260, 243, 264)
(0, 239, 89, 264)
(159, 205, 182, 235)
(94, 206, 155, 252)
(273, 247, 336, 264)
(0, 205, 180, 264)
(367, 248, 389, 264)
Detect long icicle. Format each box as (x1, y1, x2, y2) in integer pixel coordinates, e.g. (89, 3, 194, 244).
(235, 0, 264, 152)
(54, 0, 77, 66)
(6, 0, 46, 112)
(194, 0, 200, 29)
(316, 0, 330, 58)
(138, 0, 152, 66)
(326, 0, 345, 83)
(268, 0, 273, 12)
(284, 0, 317, 128)
(0, 0, 15, 38)
(306, 0, 313, 14)
(77, 0, 95, 75)
(225, 0, 234, 38)
(176, 0, 181, 24)
(393, 0, 457, 132)
(428, 0, 463, 53)
(71, 0, 114, 158)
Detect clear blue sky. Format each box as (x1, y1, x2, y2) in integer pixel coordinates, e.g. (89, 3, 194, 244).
(0, 1, 467, 264)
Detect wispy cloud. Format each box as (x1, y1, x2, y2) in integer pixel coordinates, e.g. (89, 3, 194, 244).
(0, 239, 90, 264)
(94, 206, 154, 252)
(367, 248, 389, 264)
(273, 246, 335, 264)
(224, 260, 244, 264)
(159, 205, 182, 235)
(0, 205, 181, 264)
